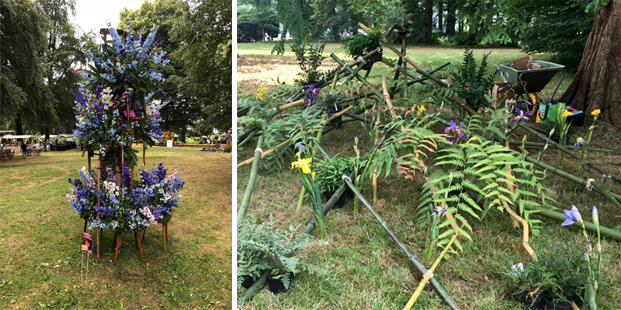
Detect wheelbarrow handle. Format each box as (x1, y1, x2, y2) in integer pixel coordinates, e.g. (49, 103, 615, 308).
(493, 64, 507, 82)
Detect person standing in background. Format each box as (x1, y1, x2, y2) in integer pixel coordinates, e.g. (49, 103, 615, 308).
(21, 141, 27, 159)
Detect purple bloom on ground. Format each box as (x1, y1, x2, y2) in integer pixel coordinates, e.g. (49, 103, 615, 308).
(511, 107, 533, 124)
(561, 205, 582, 226)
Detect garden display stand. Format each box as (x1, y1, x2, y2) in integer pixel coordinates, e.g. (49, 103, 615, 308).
(77, 28, 171, 263)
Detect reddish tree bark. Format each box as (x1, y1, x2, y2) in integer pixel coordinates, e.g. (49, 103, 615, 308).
(559, 1, 621, 126)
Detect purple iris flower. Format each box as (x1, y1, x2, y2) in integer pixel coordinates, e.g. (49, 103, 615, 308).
(561, 205, 582, 226)
(297, 143, 307, 153)
(574, 137, 588, 148)
(511, 107, 533, 123)
(434, 207, 447, 216)
(306, 85, 321, 98)
(444, 120, 467, 145)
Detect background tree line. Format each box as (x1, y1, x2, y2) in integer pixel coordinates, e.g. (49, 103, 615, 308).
(1, 0, 231, 142)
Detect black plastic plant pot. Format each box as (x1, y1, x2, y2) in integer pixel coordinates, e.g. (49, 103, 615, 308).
(328, 113, 342, 125)
(513, 292, 544, 309)
(323, 190, 347, 209)
(241, 275, 254, 289)
(543, 297, 573, 310)
(345, 187, 355, 199)
(267, 271, 292, 294)
(369, 49, 383, 64)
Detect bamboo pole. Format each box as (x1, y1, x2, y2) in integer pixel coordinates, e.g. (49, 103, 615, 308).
(359, 24, 477, 116)
(96, 153, 102, 259)
(518, 123, 621, 184)
(373, 111, 380, 204)
(382, 75, 407, 134)
(403, 225, 464, 310)
(509, 141, 614, 153)
(523, 204, 621, 241)
(237, 138, 291, 168)
(343, 178, 460, 310)
(237, 106, 352, 168)
(401, 20, 412, 99)
(523, 156, 621, 211)
(237, 136, 265, 223)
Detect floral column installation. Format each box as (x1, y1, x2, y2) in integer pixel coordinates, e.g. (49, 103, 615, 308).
(67, 24, 184, 262)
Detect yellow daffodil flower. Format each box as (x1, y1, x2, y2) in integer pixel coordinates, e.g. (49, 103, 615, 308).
(562, 110, 572, 118)
(312, 172, 316, 179)
(417, 105, 426, 113)
(592, 109, 601, 117)
(291, 152, 312, 174)
(470, 137, 477, 141)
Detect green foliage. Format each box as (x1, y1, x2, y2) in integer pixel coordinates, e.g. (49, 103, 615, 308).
(316, 155, 355, 193)
(538, 244, 590, 304)
(171, 0, 232, 134)
(451, 48, 494, 109)
(517, 0, 594, 73)
(416, 105, 557, 254)
(309, 0, 371, 41)
(501, 258, 557, 299)
(237, 8, 279, 43)
(290, 36, 327, 84)
(237, 215, 325, 290)
(342, 25, 383, 58)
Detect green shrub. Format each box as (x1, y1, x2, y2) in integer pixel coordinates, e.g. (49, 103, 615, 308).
(315, 154, 355, 193)
(342, 26, 383, 58)
(517, 0, 594, 73)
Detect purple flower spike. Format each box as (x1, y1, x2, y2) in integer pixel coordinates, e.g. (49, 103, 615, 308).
(561, 205, 582, 226)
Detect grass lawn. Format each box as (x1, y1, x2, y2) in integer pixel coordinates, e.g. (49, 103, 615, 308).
(0, 145, 232, 309)
(237, 44, 621, 309)
(238, 42, 572, 102)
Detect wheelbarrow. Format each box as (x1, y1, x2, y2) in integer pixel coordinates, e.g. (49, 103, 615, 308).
(496, 61, 565, 123)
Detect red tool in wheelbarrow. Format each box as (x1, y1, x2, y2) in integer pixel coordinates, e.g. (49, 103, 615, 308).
(495, 59, 567, 123)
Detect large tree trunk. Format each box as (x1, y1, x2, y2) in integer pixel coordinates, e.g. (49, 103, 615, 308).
(437, 0, 443, 33)
(181, 126, 187, 143)
(15, 114, 23, 135)
(446, 0, 456, 36)
(422, 0, 433, 43)
(559, 1, 621, 126)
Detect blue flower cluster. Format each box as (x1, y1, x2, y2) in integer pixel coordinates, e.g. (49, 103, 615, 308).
(82, 24, 169, 91)
(72, 84, 133, 154)
(67, 162, 184, 232)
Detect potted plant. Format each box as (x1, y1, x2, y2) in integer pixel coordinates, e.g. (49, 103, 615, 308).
(502, 260, 550, 309)
(237, 215, 325, 293)
(343, 25, 384, 70)
(315, 154, 355, 208)
(450, 48, 494, 111)
(537, 245, 588, 309)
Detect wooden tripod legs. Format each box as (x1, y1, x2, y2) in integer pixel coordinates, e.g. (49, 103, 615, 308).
(113, 229, 147, 264)
(163, 223, 168, 251)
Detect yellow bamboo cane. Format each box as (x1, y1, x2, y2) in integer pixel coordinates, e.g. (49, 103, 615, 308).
(381, 75, 407, 133)
(403, 224, 465, 310)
